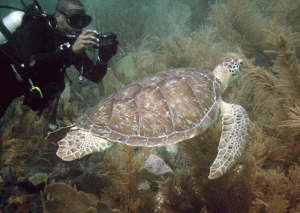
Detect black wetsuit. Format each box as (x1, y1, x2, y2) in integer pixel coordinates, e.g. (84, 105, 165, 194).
(0, 17, 107, 118)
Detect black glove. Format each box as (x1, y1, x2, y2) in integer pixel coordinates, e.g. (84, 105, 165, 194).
(98, 33, 119, 64)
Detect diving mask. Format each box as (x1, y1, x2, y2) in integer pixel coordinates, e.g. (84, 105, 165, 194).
(58, 9, 91, 29)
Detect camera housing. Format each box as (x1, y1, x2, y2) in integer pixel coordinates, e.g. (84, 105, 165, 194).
(97, 32, 117, 47)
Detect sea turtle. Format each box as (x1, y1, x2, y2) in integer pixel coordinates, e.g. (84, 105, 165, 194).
(46, 58, 250, 179)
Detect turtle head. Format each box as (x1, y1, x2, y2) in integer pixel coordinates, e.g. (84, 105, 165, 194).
(213, 58, 243, 92)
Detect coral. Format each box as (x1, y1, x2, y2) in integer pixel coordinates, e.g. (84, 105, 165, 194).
(74, 173, 112, 199)
(28, 173, 49, 186)
(43, 182, 115, 213)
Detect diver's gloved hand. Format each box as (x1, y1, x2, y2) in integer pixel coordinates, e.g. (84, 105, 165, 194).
(72, 30, 99, 54)
(98, 37, 119, 64)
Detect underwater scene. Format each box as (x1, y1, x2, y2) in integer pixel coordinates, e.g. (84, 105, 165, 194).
(1, 0, 300, 212)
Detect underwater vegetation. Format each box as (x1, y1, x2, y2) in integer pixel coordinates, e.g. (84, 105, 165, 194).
(97, 145, 157, 213)
(1, 0, 300, 212)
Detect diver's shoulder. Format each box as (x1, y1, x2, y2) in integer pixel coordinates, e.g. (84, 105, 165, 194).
(19, 18, 53, 38)
(23, 18, 48, 29)
(20, 15, 56, 35)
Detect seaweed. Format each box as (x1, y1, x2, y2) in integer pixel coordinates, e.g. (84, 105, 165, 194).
(208, 0, 274, 67)
(115, 23, 232, 85)
(0, 109, 48, 176)
(158, 170, 205, 213)
(98, 144, 157, 213)
(176, 0, 216, 30)
(158, 123, 254, 213)
(138, 0, 300, 211)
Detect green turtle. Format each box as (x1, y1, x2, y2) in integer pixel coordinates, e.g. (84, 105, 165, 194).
(46, 58, 250, 179)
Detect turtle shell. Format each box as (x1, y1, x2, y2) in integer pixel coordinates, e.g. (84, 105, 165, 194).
(76, 68, 221, 147)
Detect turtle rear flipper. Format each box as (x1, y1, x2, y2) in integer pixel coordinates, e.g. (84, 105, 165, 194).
(56, 128, 112, 161)
(208, 102, 250, 179)
(45, 125, 76, 142)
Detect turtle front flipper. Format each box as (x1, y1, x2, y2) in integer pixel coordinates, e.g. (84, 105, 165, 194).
(56, 126, 112, 161)
(208, 102, 250, 179)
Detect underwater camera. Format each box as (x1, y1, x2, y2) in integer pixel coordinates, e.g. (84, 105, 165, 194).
(96, 32, 117, 47)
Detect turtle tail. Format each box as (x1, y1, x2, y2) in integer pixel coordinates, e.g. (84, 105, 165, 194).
(208, 102, 250, 179)
(56, 126, 112, 161)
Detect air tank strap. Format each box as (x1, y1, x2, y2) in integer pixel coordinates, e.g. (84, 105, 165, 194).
(0, 19, 12, 41)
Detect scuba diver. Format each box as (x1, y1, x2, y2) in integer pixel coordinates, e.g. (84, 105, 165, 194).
(0, 0, 118, 133)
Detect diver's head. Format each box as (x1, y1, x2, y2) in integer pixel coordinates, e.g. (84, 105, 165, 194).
(55, 0, 92, 36)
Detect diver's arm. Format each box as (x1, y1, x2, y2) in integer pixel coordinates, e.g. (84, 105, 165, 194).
(72, 53, 108, 83)
(26, 45, 75, 70)
(71, 30, 117, 83)
(20, 21, 75, 69)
